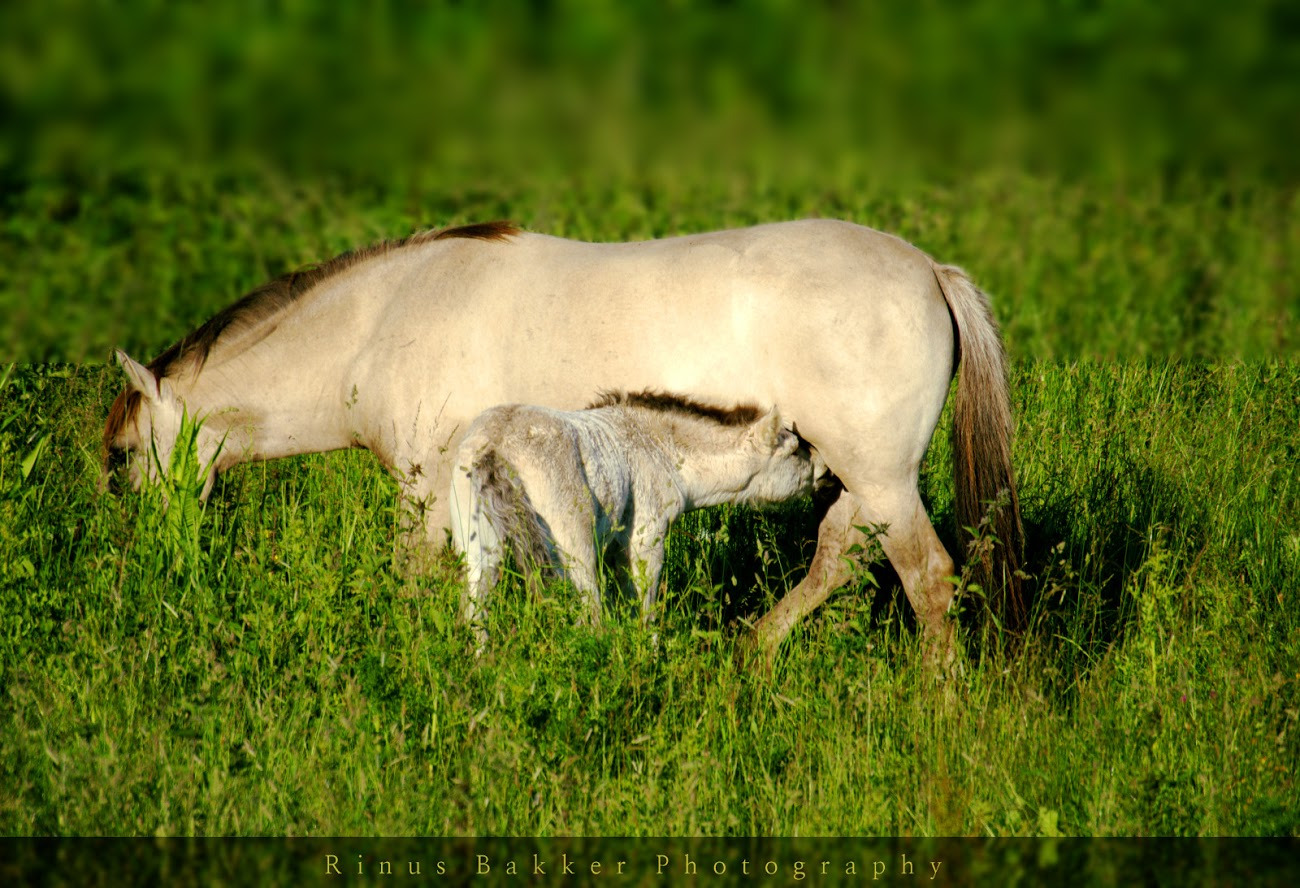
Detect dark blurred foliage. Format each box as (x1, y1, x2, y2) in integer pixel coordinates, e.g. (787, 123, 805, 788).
(3, 0, 1298, 191)
(3, 2, 1298, 362)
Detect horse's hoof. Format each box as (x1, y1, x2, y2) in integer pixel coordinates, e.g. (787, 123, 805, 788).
(734, 627, 779, 673)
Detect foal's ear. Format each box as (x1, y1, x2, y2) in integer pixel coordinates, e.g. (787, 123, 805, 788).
(751, 407, 785, 448)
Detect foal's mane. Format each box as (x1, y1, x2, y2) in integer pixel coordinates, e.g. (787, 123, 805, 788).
(104, 220, 519, 455)
(589, 390, 764, 427)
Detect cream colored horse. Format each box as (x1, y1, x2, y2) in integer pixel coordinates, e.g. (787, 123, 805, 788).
(104, 219, 1023, 662)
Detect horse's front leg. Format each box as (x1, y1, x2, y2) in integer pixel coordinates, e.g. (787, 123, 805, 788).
(392, 462, 455, 577)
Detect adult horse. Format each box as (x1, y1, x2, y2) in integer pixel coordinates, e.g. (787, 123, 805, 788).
(103, 219, 1023, 662)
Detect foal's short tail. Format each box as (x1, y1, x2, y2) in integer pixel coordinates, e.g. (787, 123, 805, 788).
(472, 449, 554, 579)
(931, 262, 1027, 630)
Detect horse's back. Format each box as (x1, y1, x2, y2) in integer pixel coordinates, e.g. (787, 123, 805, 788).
(393, 219, 937, 313)
(374, 220, 955, 523)
(394, 219, 950, 398)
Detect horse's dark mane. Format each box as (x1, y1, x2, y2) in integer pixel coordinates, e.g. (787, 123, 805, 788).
(588, 389, 765, 427)
(148, 220, 519, 381)
(104, 220, 519, 456)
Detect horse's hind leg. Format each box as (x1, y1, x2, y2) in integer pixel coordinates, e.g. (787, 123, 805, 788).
(751, 489, 862, 661)
(863, 486, 958, 666)
(752, 484, 957, 667)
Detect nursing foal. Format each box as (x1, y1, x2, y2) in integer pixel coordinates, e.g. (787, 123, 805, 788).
(450, 391, 820, 649)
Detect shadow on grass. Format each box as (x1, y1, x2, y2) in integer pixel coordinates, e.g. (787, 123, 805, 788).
(659, 446, 1200, 684)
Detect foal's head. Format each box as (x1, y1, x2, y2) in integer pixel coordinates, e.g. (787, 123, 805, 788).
(727, 407, 821, 505)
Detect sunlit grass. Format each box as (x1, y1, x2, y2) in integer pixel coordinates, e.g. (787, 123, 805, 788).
(1, 362, 1295, 836)
(4, 0, 1297, 839)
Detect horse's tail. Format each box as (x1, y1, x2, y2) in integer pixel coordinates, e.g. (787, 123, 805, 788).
(931, 262, 1026, 630)
(471, 449, 553, 579)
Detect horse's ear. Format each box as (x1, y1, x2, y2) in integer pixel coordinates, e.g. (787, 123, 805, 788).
(117, 350, 158, 398)
(117, 350, 177, 402)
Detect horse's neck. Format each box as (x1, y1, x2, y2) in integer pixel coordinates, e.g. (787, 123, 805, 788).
(179, 348, 353, 466)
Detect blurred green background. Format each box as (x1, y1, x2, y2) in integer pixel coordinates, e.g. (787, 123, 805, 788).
(2, 0, 1298, 361)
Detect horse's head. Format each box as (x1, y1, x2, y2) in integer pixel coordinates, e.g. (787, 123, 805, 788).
(102, 350, 223, 499)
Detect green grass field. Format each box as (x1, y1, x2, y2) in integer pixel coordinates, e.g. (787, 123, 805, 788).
(2, 359, 1297, 836)
(2, 1, 1298, 838)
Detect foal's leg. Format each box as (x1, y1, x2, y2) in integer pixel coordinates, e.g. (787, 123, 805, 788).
(627, 520, 670, 627)
(449, 457, 499, 653)
(463, 549, 501, 655)
(549, 517, 604, 625)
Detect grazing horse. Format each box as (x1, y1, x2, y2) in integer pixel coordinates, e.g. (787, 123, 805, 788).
(452, 391, 821, 650)
(103, 219, 1023, 663)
